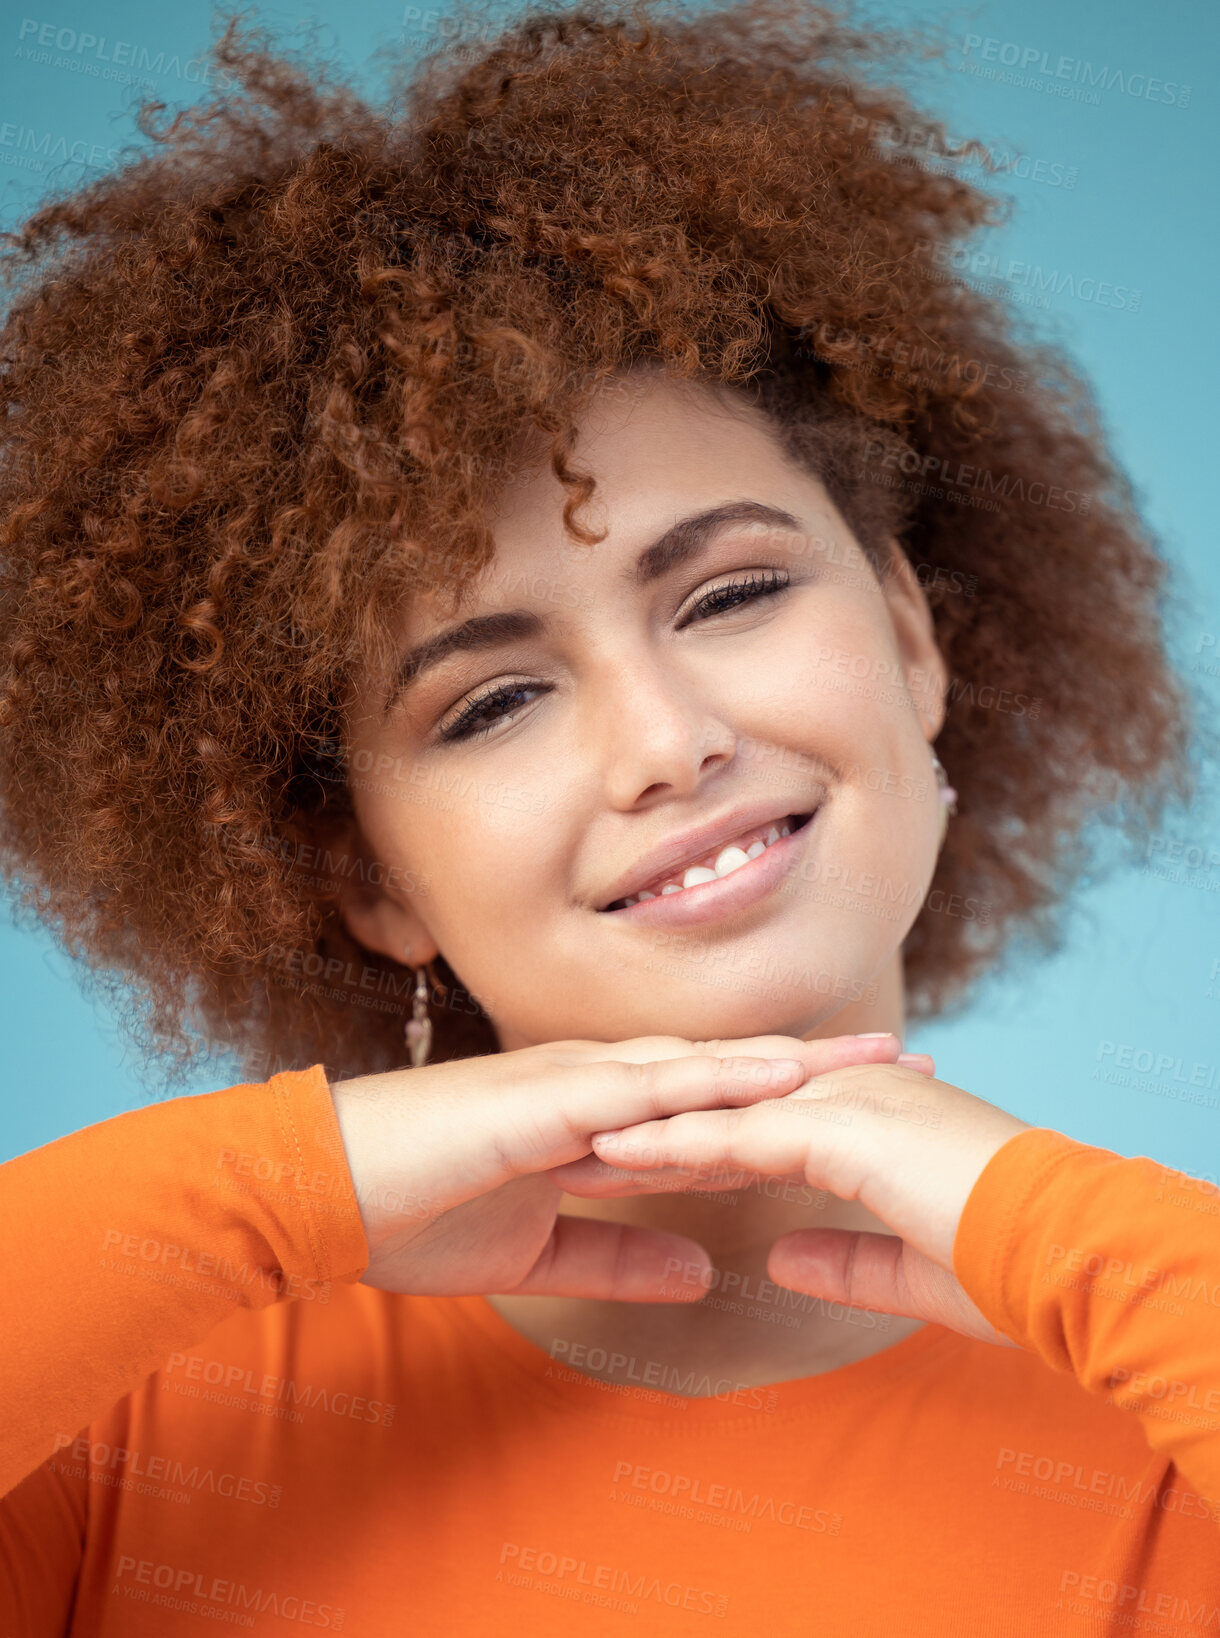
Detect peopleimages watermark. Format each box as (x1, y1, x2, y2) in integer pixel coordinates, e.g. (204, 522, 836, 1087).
(214, 1142, 440, 1227)
(656, 1258, 894, 1331)
(799, 316, 1029, 395)
(609, 1460, 843, 1536)
(1143, 836, 1220, 897)
(15, 18, 232, 86)
(0, 122, 120, 174)
(99, 1226, 330, 1304)
(314, 738, 546, 815)
(634, 940, 883, 1009)
(264, 944, 419, 1011)
(51, 1433, 281, 1509)
(162, 1351, 397, 1428)
(1093, 1039, 1220, 1095)
(112, 1556, 344, 1629)
(991, 1447, 1218, 1525)
(1057, 1572, 1217, 1626)
(1105, 1367, 1220, 1421)
(850, 112, 1079, 186)
(866, 434, 1091, 514)
(1193, 631, 1220, 677)
(215, 827, 430, 902)
(955, 35, 1191, 109)
(1042, 1242, 1220, 1320)
(546, 1336, 785, 1409)
(914, 236, 1141, 315)
(497, 1541, 729, 1617)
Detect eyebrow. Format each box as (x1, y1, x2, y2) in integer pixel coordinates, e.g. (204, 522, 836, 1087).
(382, 499, 802, 718)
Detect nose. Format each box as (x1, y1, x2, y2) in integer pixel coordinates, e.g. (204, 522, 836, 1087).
(593, 647, 736, 808)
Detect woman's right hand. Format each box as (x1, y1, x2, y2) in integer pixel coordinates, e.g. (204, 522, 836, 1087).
(328, 1032, 916, 1303)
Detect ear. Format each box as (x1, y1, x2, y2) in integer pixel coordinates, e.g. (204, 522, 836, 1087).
(333, 817, 440, 970)
(877, 539, 948, 741)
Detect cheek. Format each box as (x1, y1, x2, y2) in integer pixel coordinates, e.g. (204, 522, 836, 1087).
(742, 608, 938, 884)
(738, 601, 918, 765)
(404, 801, 558, 942)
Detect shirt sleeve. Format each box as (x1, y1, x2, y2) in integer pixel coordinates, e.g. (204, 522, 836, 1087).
(0, 1451, 87, 1636)
(0, 1065, 369, 1500)
(953, 1126, 1220, 1506)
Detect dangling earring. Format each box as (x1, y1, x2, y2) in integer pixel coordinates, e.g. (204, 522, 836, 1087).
(404, 961, 434, 1069)
(931, 749, 958, 846)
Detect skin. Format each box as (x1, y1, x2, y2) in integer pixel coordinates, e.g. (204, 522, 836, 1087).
(337, 364, 1029, 1390)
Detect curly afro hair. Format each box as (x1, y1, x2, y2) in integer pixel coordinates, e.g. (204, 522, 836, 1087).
(0, 0, 1192, 1091)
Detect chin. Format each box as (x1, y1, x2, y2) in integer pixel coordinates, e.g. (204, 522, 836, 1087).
(554, 967, 881, 1046)
(505, 911, 902, 1046)
(631, 992, 858, 1045)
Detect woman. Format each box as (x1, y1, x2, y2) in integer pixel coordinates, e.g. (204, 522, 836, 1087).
(0, 1, 1214, 1630)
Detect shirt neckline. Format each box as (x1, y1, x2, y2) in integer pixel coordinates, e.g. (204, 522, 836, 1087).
(445, 1293, 961, 1431)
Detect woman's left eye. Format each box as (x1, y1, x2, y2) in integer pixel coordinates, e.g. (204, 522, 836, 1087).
(681, 567, 790, 625)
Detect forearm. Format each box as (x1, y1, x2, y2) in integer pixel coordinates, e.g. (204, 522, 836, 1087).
(0, 1064, 367, 1497)
(954, 1128, 1220, 1504)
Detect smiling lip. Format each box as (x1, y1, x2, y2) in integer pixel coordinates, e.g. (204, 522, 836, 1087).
(593, 796, 824, 913)
(599, 809, 817, 930)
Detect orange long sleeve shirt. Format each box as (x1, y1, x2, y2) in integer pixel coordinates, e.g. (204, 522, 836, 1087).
(1, 1064, 1218, 1635)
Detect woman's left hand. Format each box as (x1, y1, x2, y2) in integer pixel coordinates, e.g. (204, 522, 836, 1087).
(547, 1058, 1032, 1347)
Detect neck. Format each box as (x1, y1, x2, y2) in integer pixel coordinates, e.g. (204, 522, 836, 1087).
(484, 953, 925, 1391)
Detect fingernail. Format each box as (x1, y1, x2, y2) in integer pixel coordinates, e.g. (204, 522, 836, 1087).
(767, 1058, 805, 1080)
(854, 1031, 895, 1040)
(898, 1052, 934, 1069)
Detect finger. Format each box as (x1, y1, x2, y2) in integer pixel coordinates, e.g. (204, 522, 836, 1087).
(543, 1035, 928, 1165)
(488, 1046, 932, 1188)
(558, 1047, 933, 1149)
(589, 1101, 814, 1184)
(564, 1031, 921, 1079)
(414, 1055, 815, 1214)
(768, 1228, 1019, 1349)
(583, 1062, 933, 1186)
(549, 1150, 806, 1198)
(512, 1054, 810, 1175)
(497, 1215, 713, 1302)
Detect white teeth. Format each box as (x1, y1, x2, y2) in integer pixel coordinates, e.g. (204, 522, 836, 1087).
(611, 814, 808, 909)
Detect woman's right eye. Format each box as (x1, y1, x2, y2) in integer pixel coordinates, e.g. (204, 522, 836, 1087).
(436, 681, 547, 743)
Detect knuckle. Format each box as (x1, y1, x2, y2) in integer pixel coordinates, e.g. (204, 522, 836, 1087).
(627, 1057, 668, 1108)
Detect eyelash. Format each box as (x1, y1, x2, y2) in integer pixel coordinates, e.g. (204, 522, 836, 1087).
(677, 566, 789, 627)
(435, 566, 791, 743)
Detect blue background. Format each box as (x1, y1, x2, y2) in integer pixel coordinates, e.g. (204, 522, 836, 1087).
(2, 0, 1217, 1171)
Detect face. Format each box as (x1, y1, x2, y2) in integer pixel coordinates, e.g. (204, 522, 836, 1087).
(340, 367, 948, 1049)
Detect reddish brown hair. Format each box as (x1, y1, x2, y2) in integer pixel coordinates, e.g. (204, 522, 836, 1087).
(0, 0, 1191, 1089)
